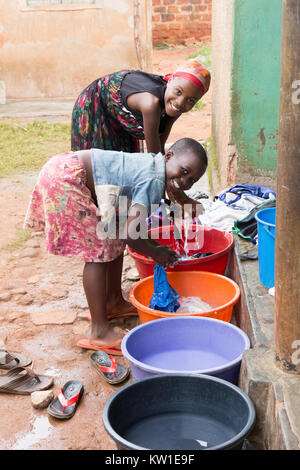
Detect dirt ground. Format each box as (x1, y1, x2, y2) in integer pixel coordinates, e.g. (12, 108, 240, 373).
(0, 46, 211, 450)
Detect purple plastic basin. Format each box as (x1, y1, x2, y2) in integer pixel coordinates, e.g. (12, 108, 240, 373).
(121, 316, 250, 384)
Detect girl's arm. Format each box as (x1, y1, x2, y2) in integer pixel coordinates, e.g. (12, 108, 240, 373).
(166, 186, 204, 220)
(125, 204, 179, 268)
(126, 236, 178, 268)
(127, 92, 162, 153)
(159, 115, 179, 154)
(127, 91, 178, 154)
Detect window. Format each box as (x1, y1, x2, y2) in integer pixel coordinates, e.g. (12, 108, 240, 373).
(22, 0, 101, 13)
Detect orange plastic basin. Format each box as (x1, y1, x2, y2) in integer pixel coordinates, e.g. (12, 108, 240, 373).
(129, 271, 240, 324)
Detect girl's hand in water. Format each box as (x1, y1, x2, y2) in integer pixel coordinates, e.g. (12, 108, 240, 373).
(183, 199, 204, 220)
(166, 186, 204, 220)
(151, 245, 179, 268)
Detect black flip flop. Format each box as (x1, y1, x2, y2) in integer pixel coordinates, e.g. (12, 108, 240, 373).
(47, 380, 84, 420)
(89, 351, 129, 385)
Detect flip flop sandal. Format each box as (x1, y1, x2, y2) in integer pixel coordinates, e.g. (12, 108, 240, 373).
(47, 380, 84, 420)
(89, 351, 129, 385)
(0, 349, 32, 369)
(76, 338, 123, 356)
(0, 366, 53, 395)
(76, 330, 128, 356)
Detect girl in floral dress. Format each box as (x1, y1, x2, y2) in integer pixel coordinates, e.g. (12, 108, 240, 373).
(24, 139, 207, 353)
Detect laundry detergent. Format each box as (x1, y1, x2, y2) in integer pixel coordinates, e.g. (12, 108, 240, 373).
(177, 296, 212, 313)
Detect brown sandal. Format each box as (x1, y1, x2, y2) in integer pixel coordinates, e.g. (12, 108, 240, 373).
(0, 366, 53, 395)
(0, 349, 32, 370)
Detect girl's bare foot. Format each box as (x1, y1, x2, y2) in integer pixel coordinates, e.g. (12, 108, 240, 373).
(85, 300, 137, 321)
(106, 298, 137, 317)
(89, 325, 125, 349)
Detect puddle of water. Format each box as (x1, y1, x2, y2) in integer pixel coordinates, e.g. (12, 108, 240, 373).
(12, 415, 53, 450)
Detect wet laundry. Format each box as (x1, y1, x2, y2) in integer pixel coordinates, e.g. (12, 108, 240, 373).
(197, 185, 276, 233)
(177, 296, 212, 313)
(192, 251, 213, 258)
(215, 184, 276, 206)
(149, 264, 180, 312)
(179, 251, 214, 261)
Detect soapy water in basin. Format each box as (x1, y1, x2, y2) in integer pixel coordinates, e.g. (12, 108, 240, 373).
(177, 296, 212, 313)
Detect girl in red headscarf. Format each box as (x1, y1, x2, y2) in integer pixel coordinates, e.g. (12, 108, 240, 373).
(72, 59, 210, 153)
(71, 58, 210, 202)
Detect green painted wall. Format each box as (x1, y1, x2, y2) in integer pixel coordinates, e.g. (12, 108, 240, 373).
(231, 0, 282, 177)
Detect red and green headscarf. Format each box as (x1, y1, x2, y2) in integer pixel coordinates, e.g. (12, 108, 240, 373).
(164, 59, 211, 97)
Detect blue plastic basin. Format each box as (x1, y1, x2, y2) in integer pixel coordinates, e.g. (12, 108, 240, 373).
(255, 207, 276, 288)
(121, 316, 250, 384)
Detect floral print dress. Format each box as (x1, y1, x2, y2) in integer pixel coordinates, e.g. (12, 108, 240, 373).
(71, 71, 145, 153)
(24, 152, 126, 263)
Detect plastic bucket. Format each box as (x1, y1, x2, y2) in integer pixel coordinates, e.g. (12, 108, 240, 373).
(127, 224, 234, 278)
(102, 374, 256, 450)
(255, 208, 276, 288)
(121, 316, 250, 384)
(129, 270, 240, 323)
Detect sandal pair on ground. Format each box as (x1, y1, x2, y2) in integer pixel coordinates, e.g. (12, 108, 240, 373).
(47, 351, 129, 420)
(0, 349, 83, 420)
(0, 349, 53, 395)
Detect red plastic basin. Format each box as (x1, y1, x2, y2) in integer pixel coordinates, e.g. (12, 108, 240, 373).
(127, 224, 234, 278)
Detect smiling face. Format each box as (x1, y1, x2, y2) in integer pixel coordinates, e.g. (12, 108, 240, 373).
(165, 148, 207, 194)
(164, 77, 203, 117)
